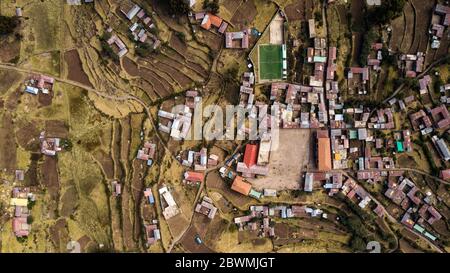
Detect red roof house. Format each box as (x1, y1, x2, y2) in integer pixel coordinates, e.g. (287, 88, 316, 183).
(184, 171, 204, 183)
(243, 144, 258, 167)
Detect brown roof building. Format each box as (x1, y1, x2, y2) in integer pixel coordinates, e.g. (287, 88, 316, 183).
(430, 104, 450, 129)
(231, 176, 252, 196)
(317, 130, 332, 171)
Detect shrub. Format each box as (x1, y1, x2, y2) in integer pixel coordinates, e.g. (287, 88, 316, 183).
(0, 15, 20, 36)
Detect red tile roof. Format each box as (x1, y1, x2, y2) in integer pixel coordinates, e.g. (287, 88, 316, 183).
(231, 176, 252, 196)
(184, 171, 204, 183)
(243, 144, 258, 167)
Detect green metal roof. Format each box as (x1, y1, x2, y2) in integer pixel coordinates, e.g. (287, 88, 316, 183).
(396, 141, 404, 152)
(424, 232, 437, 241)
(249, 189, 262, 199)
(413, 224, 425, 233)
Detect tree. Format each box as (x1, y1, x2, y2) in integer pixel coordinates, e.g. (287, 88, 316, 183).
(203, 0, 220, 14)
(367, 0, 406, 25)
(175, 31, 186, 43)
(136, 42, 153, 58)
(0, 15, 20, 36)
(27, 198, 36, 210)
(61, 139, 73, 152)
(359, 29, 377, 66)
(223, 67, 239, 85)
(350, 236, 366, 252)
(167, 0, 190, 15)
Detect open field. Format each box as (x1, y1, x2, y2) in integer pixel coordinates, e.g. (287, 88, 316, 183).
(248, 129, 311, 190)
(269, 13, 284, 45)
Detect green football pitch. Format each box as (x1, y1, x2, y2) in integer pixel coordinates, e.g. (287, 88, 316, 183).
(259, 44, 283, 80)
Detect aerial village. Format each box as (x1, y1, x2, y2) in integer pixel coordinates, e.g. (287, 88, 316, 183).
(1, 0, 450, 254)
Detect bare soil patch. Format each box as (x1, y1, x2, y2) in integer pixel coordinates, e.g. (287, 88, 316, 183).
(248, 129, 311, 190)
(409, 0, 434, 53)
(0, 70, 21, 95)
(49, 218, 70, 252)
(15, 121, 41, 152)
(0, 112, 17, 170)
(169, 34, 187, 55)
(206, 171, 254, 208)
(60, 184, 78, 217)
(93, 149, 115, 179)
(180, 223, 215, 253)
(45, 120, 69, 138)
(0, 39, 20, 63)
(230, 0, 258, 29)
(40, 155, 60, 200)
(65, 49, 93, 87)
(285, 0, 314, 21)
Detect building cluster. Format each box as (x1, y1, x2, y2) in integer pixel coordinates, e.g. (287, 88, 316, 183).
(439, 83, 450, 104)
(225, 29, 250, 49)
(369, 108, 395, 129)
(24, 75, 55, 96)
(158, 186, 180, 219)
(431, 4, 450, 49)
(158, 107, 192, 140)
(399, 52, 425, 78)
(39, 131, 62, 156)
(144, 219, 161, 246)
(418, 75, 432, 95)
(231, 176, 262, 199)
(270, 83, 327, 129)
(304, 172, 343, 196)
(192, 11, 255, 51)
(180, 147, 218, 170)
(238, 72, 255, 109)
(122, 1, 161, 49)
(10, 188, 35, 238)
(136, 141, 156, 166)
(341, 178, 385, 216)
(236, 142, 270, 178)
(194, 196, 217, 219)
(409, 104, 450, 136)
(385, 176, 441, 241)
(367, 43, 383, 71)
(305, 35, 328, 87)
(180, 147, 219, 185)
(345, 42, 383, 94)
(106, 31, 128, 58)
(158, 92, 201, 140)
(194, 12, 228, 34)
(347, 67, 369, 95)
(234, 204, 328, 238)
